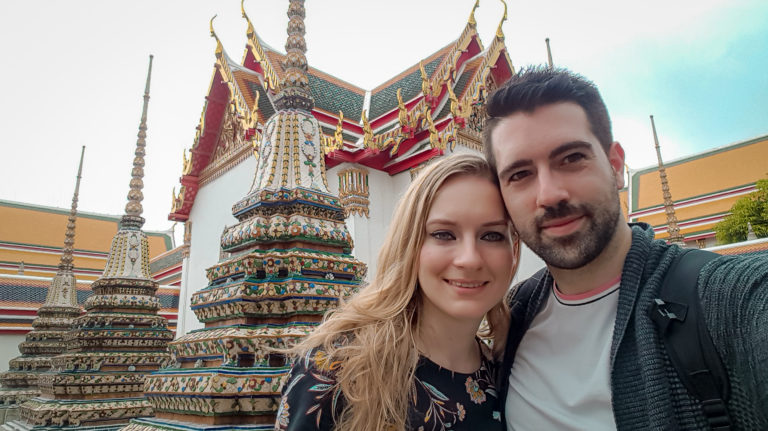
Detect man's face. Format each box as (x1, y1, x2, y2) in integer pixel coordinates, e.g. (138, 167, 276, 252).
(490, 102, 625, 269)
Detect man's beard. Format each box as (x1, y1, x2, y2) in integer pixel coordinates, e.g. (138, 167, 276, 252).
(518, 197, 620, 270)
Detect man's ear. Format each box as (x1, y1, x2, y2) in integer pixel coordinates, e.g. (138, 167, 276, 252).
(608, 142, 626, 189)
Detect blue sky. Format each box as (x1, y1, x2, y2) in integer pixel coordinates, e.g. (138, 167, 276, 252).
(0, 0, 766, 239)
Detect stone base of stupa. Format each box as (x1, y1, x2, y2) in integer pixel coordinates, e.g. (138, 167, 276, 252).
(123, 417, 274, 431)
(4, 397, 152, 430)
(0, 389, 39, 409)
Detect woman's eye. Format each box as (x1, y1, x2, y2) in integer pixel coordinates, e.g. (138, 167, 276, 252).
(429, 231, 455, 241)
(481, 231, 506, 242)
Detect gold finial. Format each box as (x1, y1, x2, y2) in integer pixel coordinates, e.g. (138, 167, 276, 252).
(210, 15, 223, 57)
(468, 0, 480, 26)
(60, 146, 85, 270)
(361, 109, 373, 149)
(426, 107, 441, 150)
(545, 38, 554, 68)
(123, 55, 153, 224)
(396, 88, 409, 128)
(334, 110, 345, 149)
(447, 84, 459, 116)
(496, 0, 508, 39)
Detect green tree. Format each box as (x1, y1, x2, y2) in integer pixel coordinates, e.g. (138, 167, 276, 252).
(715, 178, 768, 244)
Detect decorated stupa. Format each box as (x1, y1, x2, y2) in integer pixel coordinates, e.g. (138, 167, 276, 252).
(5, 55, 174, 430)
(0, 147, 86, 418)
(126, 1, 366, 429)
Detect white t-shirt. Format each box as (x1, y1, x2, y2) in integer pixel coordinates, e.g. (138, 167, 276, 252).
(505, 276, 621, 431)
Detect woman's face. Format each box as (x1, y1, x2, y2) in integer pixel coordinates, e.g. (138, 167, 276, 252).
(418, 174, 517, 326)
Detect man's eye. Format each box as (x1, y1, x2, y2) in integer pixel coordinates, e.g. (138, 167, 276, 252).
(563, 152, 586, 164)
(481, 231, 506, 242)
(508, 170, 531, 182)
(430, 231, 455, 241)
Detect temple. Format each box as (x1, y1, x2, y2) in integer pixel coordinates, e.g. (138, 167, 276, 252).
(127, 1, 365, 428)
(620, 133, 768, 251)
(4, 55, 174, 430)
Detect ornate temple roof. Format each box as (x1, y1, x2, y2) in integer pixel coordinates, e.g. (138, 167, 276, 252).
(169, 1, 515, 221)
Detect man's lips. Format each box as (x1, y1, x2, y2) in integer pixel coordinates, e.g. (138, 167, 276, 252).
(539, 215, 585, 236)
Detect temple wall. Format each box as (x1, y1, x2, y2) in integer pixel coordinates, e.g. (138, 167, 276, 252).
(178, 158, 258, 336)
(0, 335, 25, 372)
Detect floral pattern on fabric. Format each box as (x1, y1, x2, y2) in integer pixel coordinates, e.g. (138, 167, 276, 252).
(275, 344, 503, 431)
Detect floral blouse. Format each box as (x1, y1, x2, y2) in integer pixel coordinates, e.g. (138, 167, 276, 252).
(276, 345, 503, 430)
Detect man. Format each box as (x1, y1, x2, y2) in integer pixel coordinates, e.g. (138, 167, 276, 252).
(483, 66, 768, 430)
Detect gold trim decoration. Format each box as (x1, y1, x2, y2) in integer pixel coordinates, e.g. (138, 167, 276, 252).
(338, 167, 370, 218)
(242, 0, 281, 92)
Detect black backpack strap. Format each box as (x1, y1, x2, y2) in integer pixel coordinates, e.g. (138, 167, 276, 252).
(650, 249, 731, 431)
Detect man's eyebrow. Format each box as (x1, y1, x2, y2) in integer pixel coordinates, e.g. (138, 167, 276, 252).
(497, 141, 594, 180)
(549, 141, 593, 159)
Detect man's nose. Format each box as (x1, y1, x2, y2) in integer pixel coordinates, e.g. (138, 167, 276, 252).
(535, 170, 570, 209)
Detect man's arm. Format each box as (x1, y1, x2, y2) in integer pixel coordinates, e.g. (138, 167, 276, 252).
(699, 253, 768, 424)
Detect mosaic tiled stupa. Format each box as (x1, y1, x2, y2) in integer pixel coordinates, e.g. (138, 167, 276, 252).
(126, 1, 366, 429)
(0, 147, 86, 417)
(5, 55, 173, 431)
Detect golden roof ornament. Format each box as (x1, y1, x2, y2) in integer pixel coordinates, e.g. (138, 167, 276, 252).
(496, 0, 508, 39)
(361, 109, 374, 149)
(468, 0, 480, 27)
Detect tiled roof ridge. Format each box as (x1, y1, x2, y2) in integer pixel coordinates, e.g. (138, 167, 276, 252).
(371, 40, 457, 93)
(0, 199, 121, 220)
(261, 47, 366, 95)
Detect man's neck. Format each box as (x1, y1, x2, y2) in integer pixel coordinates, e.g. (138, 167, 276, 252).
(548, 222, 633, 295)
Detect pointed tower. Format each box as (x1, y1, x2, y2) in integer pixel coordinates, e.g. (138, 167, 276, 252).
(127, 2, 365, 430)
(0, 147, 86, 410)
(10, 55, 173, 431)
(651, 115, 685, 246)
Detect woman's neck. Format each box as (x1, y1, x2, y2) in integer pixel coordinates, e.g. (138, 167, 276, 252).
(416, 312, 482, 374)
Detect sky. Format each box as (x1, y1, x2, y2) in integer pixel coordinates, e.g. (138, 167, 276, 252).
(1, 0, 766, 244)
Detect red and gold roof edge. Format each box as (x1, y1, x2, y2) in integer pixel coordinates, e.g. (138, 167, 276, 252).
(169, 4, 514, 222)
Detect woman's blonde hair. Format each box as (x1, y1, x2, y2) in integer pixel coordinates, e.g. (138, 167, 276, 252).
(291, 153, 519, 430)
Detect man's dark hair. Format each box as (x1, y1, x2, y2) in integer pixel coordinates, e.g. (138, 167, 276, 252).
(482, 66, 613, 173)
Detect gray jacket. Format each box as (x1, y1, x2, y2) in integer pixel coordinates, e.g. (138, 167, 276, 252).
(501, 223, 768, 429)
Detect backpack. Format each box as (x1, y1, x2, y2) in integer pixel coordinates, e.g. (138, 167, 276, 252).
(650, 248, 731, 430)
(503, 249, 731, 430)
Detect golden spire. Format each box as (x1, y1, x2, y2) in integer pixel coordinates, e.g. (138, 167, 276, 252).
(545, 38, 554, 69)
(122, 54, 153, 228)
(650, 115, 685, 246)
(273, 0, 314, 111)
(59, 145, 85, 271)
(496, 0, 508, 39)
(468, 0, 480, 27)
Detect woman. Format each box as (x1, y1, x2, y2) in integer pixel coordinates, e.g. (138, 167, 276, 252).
(276, 154, 520, 430)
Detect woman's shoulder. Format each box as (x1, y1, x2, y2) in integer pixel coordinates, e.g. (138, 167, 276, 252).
(276, 346, 346, 430)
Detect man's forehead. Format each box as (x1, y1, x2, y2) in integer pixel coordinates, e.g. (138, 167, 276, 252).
(491, 103, 598, 160)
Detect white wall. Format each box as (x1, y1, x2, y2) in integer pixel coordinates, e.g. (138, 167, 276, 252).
(177, 157, 258, 336)
(0, 335, 29, 373)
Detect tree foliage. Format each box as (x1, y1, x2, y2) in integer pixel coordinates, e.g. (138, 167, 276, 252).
(715, 178, 768, 244)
